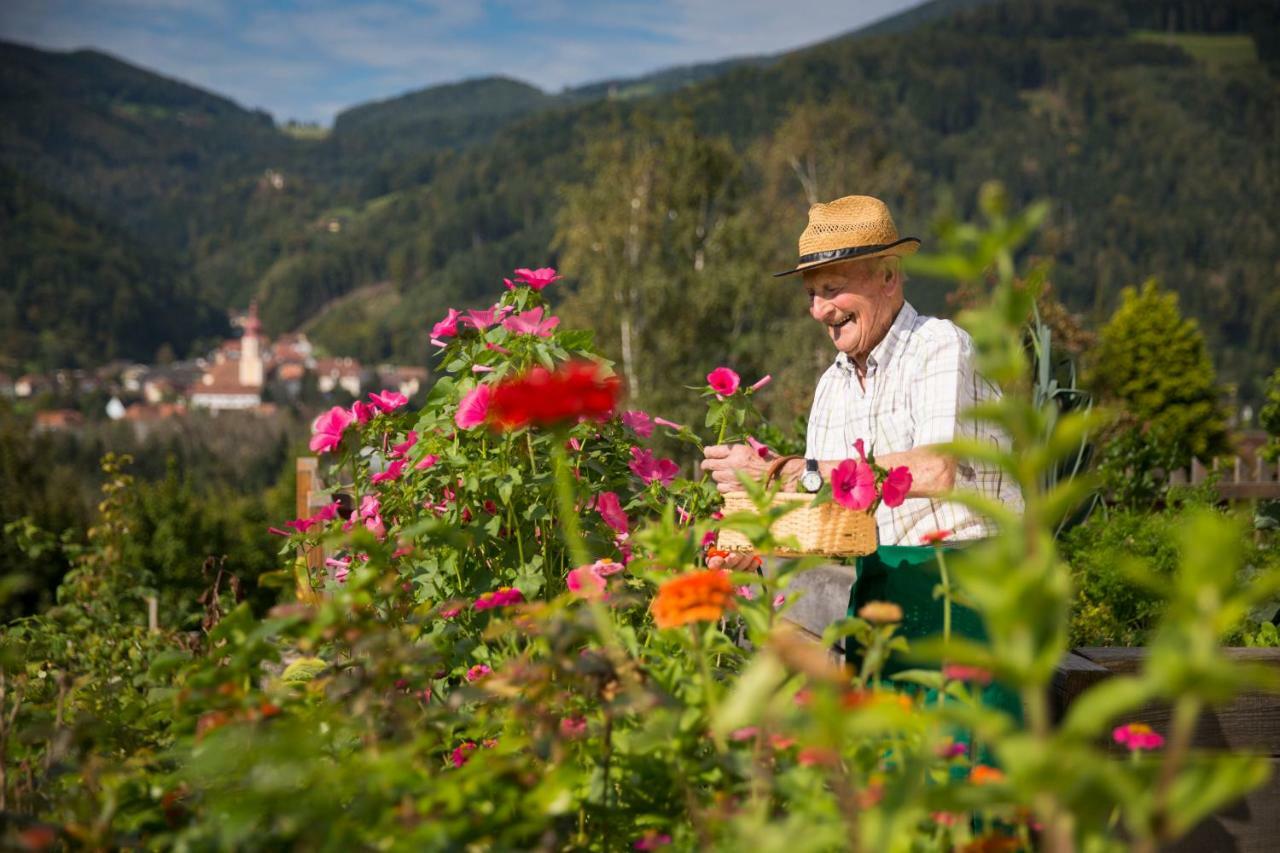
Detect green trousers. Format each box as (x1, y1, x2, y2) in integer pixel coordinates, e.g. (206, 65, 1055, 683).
(849, 544, 1024, 727)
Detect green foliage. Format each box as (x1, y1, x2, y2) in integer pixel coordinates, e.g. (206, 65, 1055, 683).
(1260, 366, 1280, 463)
(1088, 279, 1231, 505)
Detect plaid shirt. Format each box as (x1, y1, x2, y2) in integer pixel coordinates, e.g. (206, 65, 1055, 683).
(804, 301, 1023, 546)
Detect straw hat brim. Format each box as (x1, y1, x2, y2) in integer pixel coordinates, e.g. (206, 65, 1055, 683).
(772, 237, 921, 278)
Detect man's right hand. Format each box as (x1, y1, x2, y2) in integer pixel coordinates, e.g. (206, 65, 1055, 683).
(700, 443, 775, 494)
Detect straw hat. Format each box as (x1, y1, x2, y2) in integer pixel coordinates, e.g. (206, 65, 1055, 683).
(773, 195, 920, 277)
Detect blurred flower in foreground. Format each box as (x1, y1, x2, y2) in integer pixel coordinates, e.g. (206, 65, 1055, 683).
(1113, 723, 1165, 751)
(651, 570, 734, 628)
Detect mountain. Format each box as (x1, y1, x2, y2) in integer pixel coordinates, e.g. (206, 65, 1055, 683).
(2, 0, 1278, 399)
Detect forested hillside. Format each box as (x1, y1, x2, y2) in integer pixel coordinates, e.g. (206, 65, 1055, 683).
(2, 0, 1277, 402)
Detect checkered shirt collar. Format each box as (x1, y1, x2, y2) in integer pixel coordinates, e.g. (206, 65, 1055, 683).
(833, 301, 918, 374)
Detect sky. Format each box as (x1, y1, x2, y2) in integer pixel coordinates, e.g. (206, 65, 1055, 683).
(0, 0, 924, 124)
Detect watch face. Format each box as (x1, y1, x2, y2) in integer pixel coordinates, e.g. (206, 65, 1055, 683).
(800, 470, 823, 493)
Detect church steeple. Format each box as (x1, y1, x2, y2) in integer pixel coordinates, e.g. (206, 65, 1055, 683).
(239, 301, 264, 388)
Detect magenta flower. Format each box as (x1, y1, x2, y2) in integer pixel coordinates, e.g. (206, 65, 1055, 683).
(707, 366, 740, 397)
(629, 447, 680, 487)
(633, 832, 673, 851)
(730, 726, 760, 741)
(326, 556, 351, 584)
(881, 465, 913, 508)
(368, 389, 408, 413)
(559, 716, 588, 738)
(456, 384, 491, 429)
(942, 664, 992, 685)
(567, 558, 623, 599)
(1113, 723, 1165, 751)
(653, 416, 684, 431)
(351, 400, 377, 424)
(746, 436, 770, 459)
(465, 664, 492, 682)
(390, 431, 418, 458)
(310, 406, 354, 453)
(360, 494, 381, 519)
(285, 501, 340, 534)
(748, 374, 772, 392)
(451, 741, 477, 768)
(853, 438, 868, 462)
(462, 305, 511, 332)
(502, 306, 560, 338)
(474, 587, 524, 611)
(620, 409, 654, 438)
(512, 267, 562, 290)
(831, 459, 876, 511)
(595, 491, 629, 535)
(370, 458, 407, 484)
(415, 453, 440, 470)
(431, 308, 462, 339)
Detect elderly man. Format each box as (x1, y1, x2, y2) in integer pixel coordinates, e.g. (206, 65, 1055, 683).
(701, 195, 1023, 546)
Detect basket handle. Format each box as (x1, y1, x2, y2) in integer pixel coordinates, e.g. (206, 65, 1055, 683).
(764, 454, 803, 489)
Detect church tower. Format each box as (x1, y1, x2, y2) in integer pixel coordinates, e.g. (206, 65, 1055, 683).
(239, 301, 264, 388)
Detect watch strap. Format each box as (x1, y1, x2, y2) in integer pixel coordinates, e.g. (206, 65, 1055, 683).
(764, 454, 804, 488)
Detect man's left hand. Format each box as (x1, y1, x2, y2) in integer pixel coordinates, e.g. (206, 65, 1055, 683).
(700, 444, 773, 494)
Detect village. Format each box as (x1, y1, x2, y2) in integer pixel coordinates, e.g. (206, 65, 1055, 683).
(1, 305, 428, 432)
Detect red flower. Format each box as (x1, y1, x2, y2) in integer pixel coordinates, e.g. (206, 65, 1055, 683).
(921, 529, 953, 545)
(489, 361, 621, 430)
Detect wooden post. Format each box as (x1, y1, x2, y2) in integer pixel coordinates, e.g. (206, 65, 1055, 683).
(295, 457, 326, 602)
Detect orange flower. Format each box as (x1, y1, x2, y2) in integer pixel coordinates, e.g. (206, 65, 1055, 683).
(969, 764, 1005, 786)
(651, 570, 735, 628)
(857, 600, 903, 624)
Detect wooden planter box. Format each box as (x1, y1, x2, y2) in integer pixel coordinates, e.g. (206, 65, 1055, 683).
(1053, 647, 1280, 853)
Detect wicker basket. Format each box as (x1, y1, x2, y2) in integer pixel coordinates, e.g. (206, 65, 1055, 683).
(715, 455, 880, 560)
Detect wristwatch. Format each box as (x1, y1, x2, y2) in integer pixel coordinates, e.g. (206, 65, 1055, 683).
(799, 459, 823, 493)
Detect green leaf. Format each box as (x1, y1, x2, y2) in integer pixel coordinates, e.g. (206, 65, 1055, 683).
(1166, 754, 1272, 837)
(1059, 675, 1155, 739)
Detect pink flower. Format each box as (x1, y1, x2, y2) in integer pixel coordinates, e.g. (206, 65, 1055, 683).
(831, 459, 876, 511)
(502, 306, 560, 338)
(852, 438, 868, 463)
(736, 585, 756, 600)
(390, 431, 418, 458)
(309, 406, 354, 453)
(700, 530, 718, 548)
(471, 364, 494, 374)
(629, 447, 679, 487)
(730, 726, 759, 741)
(620, 410, 654, 438)
(326, 556, 351, 584)
(560, 716, 588, 738)
(285, 501, 339, 534)
(595, 491, 629, 535)
(633, 832, 672, 851)
(881, 466, 912, 508)
(431, 308, 462, 339)
(462, 305, 511, 332)
(439, 605, 463, 619)
(465, 664, 492, 682)
(368, 389, 408, 413)
(748, 374, 772, 392)
(370, 458, 407, 484)
(415, 453, 440, 470)
(451, 741, 477, 767)
(456, 384, 491, 429)
(653, 416, 684, 431)
(707, 366, 740, 397)
(474, 587, 524, 610)
(1113, 723, 1165, 751)
(746, 436, 771, 459)
(351, 400, 377, 424)
(360, 494, 381, 519)
(512, 267, 562, 291)
(942, 664, 992, 685)
(567, 558, 623, 599)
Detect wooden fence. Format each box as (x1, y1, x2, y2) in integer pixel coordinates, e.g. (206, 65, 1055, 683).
(1167, 454, 1280, 501)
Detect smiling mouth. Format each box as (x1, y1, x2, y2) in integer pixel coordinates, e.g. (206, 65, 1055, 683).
(829, 314, 854, 331)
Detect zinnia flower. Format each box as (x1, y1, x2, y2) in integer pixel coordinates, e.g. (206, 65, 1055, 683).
(1113, 723, 1165, 751)
(707, 366, 740, 397)
(567, 558, 623, 598)
(488, 362, 621, 430)
(831, 459, 876, 511)
(465, 664, 492, 682)
(651, 570, 734, 628)
(921, 529, 953, 545)
(368, 389, 408, 413)
(474, 587, 524, 610)
(942, 664, 993, 685)
(858, 600, 903, 624)
(502, 306, 559, 337)
(511, 267, 562, 290)
(969, 765, 1005, 785)
(595, 491, 629, 534)
(451, 741, 477, 767)
(881, 465, 912, 508)
(620, 410, 654, 438)
(456, 384, 491, 429)
(310, 406, 354, 453)
(629, 447, 679, 487)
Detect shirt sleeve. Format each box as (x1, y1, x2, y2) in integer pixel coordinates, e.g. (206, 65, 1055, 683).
(911, 327, 978, 448)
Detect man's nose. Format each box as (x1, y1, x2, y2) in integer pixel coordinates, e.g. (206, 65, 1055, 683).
(811, 294, 834, 320)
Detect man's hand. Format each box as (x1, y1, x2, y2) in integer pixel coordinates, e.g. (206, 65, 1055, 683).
(700, 443, 774, 495)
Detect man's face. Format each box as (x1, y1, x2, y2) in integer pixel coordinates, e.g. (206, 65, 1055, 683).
(803, 258, 901, 359)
